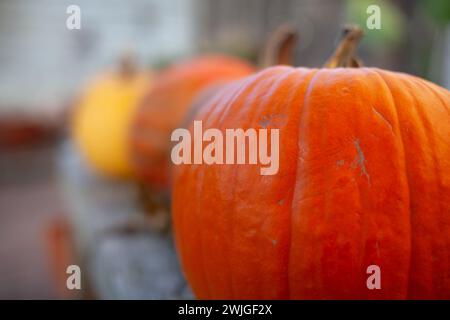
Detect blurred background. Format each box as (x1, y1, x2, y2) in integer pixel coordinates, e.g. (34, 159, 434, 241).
(0, 0, 449, 299)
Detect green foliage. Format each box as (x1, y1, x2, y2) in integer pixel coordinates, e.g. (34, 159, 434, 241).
(346, 0, 406, 49)
(421, 0, 450, 26)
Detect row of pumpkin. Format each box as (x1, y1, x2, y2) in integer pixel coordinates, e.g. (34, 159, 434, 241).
(71, 25, 298, 187)
(70, 24, 450, 299)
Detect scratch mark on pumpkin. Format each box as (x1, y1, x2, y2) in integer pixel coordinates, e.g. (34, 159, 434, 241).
(341, 87, 350, 95)
(372, 106, 393, 132)
(352, 139, 370, 185)
(258, 114, 288, 128)
(298, 145, 307, 162)
(336, 159, 345, 167)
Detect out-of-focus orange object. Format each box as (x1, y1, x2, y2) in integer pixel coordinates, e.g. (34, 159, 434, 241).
(130, 55, 255, 189)
(45, 215, 79, 299)
(0, 117, 59, 149)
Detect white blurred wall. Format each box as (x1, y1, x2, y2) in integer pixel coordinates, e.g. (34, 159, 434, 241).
(0, 0, 195, 115)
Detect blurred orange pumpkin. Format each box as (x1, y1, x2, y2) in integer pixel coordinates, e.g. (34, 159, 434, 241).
(130, 55, 255, 189)
(130, 25, 297, 189)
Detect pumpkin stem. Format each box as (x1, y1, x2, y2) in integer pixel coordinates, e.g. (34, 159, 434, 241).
(136, 182, 171, 233)
(324, 25, 364, 68)
(260, 24, 299, 68)
(118, 51, 137, 77)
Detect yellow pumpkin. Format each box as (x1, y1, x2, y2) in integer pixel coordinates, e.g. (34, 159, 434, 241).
(72, 57, 152, 178)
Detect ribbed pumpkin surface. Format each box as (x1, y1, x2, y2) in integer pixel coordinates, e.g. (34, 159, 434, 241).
(173, 66, 450, 299)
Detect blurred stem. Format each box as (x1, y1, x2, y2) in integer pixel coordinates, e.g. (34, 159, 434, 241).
(259, 24, 298, 67)
(118, 52, 137, 78)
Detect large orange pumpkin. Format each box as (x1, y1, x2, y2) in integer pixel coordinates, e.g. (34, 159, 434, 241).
(172, 27, 450, 299)
(130, 55, 255, 188)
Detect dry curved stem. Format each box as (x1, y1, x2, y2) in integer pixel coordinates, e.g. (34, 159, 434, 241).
(137, 183, 172, 233)
(118, 50, 138, 77)
(260, 24, 299, 68)
(324, 25, 364, 68)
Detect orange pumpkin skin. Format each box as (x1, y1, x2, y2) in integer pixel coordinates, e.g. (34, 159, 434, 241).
(130, 55, 255, 188)
(172, 66, 450, 299)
